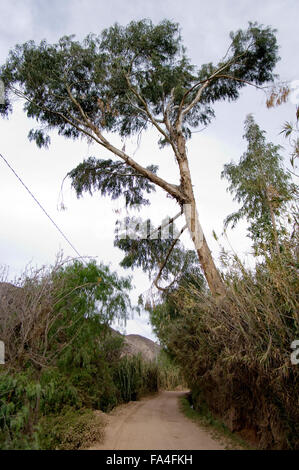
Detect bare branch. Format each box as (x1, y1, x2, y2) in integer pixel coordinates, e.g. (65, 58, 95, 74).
(153, 224, 187, 291)
(147, 210, 183, 239)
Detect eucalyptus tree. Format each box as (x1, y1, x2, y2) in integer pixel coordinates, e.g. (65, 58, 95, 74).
(222, 115, 294, 256)
(0, 19, 279, 297)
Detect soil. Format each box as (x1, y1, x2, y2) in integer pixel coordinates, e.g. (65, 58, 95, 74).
(89, 391, 225, 450)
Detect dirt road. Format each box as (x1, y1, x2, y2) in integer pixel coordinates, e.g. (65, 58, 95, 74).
(90, 391, 224, 450)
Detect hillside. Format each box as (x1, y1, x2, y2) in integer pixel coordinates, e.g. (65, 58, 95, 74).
(122, 334, 161, 362)
(111, 328, 160, 362)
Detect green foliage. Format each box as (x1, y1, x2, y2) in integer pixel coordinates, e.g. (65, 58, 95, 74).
(52, 258, 132, 325)
(0, 367, 95, 449)
(114, 355, 159, 402)
(39, 369, 80, 414)
(157, 351, 187, 390)
(222, 115, 295, 254)
(115, 216, 205, 290)
(0, 371, 40, 449)
(0, 19, 279, 225)
(68, 157, 158, 207)
(1, 19, 279, 144)
(0, 257, 135, 449)
(280, 107, 299, 170)
(0, 257, 132, 369)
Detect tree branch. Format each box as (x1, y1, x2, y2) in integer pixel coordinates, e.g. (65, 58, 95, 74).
(146, 210, 183, 239)
(10, 86, 185, 203)
(215, 74, 265, 89)
(177, 50, 249, 131)
(153, 224, 187, 291)
(124, 74, 172, 144)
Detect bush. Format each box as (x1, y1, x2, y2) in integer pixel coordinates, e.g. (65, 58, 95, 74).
(0, 257, 132, 449)
(0, 371, 40, 449)
(38, 407, 105, 450)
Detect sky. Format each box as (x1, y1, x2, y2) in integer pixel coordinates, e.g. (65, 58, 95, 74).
(0, 0, 298, 340)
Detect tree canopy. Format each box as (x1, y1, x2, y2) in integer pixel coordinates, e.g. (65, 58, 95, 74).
(0, 18, 280, 296)
(222, 115, 295, 255)
(1, 19, 279, 150)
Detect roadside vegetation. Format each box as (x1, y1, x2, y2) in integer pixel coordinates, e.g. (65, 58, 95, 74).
(0, 17, 298, 451)
(0, 257, 169, 450)
(180, 394, 253, 450)
(150, 116, 299, 450)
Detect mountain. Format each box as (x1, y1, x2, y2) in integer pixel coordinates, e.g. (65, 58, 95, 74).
(122, 334, 161, 362)
(111, 328, 161, 362)
(0, 283, 161, 362)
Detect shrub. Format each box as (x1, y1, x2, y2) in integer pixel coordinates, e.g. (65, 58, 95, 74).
(0, 257, 132, 449)
(38, 407, 105, 450)
(0, 370, 40, 449)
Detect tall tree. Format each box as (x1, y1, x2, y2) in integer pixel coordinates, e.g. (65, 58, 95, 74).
(0, 19, 279, 297)
(222, 114, 294, 256)
(266, 83, 299, 174)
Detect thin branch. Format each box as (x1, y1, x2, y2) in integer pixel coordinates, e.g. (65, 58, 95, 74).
(89, 121, 185, 201)
(177, 50, 249, 127)
(10, 86, 104, 146)
(147, 210, 183, 239)
(215, 74, 264, 90)
(153, 224, 187, 291)
(124, 74, 172, 144)
(10, 86, 185, 203)
(65, 82, 91, 124)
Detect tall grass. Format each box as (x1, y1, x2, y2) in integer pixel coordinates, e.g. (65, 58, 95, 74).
(114, 355, 159, 402)
(151, 234, 299, 449)
(157, 351, 187, 390)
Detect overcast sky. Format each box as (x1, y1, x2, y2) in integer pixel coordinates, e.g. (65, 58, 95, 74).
(0, 0, 298, 340)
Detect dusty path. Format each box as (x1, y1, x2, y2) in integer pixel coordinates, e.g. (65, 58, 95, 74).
(90, 391, 224, 450)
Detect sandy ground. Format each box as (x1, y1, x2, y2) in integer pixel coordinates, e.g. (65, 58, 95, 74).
(89, 391, 225, 450)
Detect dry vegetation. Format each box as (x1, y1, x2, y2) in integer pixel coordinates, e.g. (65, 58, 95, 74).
(0, 256, 183, 449)
(151, 226, 299, 449)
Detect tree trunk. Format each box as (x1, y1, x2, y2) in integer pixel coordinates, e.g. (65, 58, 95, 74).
(177, 135, 226, 298)
(183, 199, 225, 297)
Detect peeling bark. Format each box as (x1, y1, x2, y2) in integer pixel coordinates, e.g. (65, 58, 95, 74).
(184, 199, 225, 298)
(176, 133, 226, 298)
